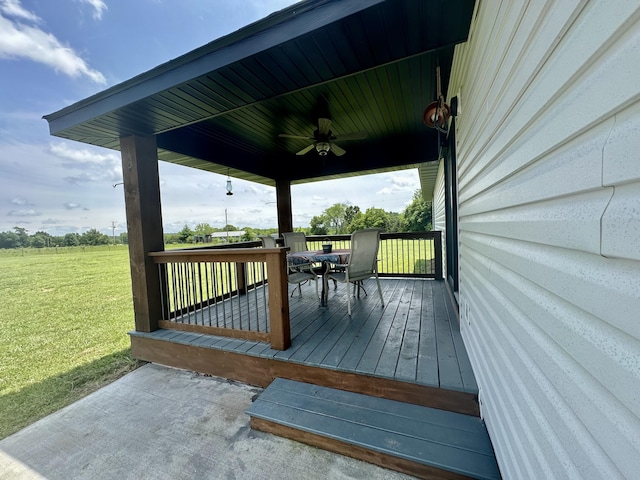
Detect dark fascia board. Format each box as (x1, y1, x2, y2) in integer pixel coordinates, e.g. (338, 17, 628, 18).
(43, 0, 385, 135)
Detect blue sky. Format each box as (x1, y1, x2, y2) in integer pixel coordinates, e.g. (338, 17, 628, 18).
(0, 0, 420, 237)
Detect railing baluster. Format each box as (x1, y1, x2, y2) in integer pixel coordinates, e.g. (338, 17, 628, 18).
(250, 261, 259, 332)
(170, 263, 178, 321)
(158, 264, 167, 320)
(196, 262, 204, 325)
(225, 262, 233, 329)
(261, 260, 268, 332)
(213, 262, 219, 325)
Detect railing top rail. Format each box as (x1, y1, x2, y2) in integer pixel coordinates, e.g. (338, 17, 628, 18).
(304, 231, 438, 242)
(149, 247, 289, 263)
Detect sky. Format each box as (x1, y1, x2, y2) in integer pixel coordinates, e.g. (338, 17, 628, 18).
(0, 0, 421, 237)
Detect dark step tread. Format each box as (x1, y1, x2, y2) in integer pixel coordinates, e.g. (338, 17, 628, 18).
(246, 378, 500, 480)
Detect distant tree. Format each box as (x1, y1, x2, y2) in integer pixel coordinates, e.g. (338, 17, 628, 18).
(324, 203, 348, 233)
(177, 225, 194, 243)
(0, 231, 20, 249)
(194, 223, 215, 235)
(80, 228, 110, 246)
(63, 233, 81, 246)
(30, 236, 46, 248)
(30, 231, 53, 248)
(402, 190, 432, 232)
(118, 232, 128, 245)
(386, 212, 403, 232)
(309, 215, 329, 235)
(164, 233, 180, 244)
(13, 227, 29, 247)
(51, 235, 64, 246)
(30, 235, 45, 248)
(349, 207, 390, 231)
(344, 205, 361, 231)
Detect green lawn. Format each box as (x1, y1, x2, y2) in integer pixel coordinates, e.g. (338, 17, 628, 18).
(0, 246, 143, 439)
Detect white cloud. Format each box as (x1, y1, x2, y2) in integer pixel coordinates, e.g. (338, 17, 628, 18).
(7, 208, 38, 216)
(0, 0, 39, 22)
(79, 0, 107, 20)
(49, 142, 121, 183)
(0, 1, 106, 83)
(11, 196, 32, 206)
(64, 202, 81, 210)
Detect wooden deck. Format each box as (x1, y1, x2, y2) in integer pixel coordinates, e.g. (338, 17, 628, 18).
(130, 278, 479, 416)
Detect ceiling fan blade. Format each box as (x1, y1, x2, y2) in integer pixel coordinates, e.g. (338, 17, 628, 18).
(330, 142, 346, 156)
(296, 144, 315, 155)
(279, 133, 313, 140)
(317, 117, 332, 136)
(333, 131, 367, 141)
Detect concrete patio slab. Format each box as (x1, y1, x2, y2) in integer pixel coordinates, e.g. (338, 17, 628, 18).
(0, 363, 415, 480)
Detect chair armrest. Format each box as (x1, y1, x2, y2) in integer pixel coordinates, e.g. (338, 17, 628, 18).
(329, 262, 348, 268)
(287, 261, 315, 273)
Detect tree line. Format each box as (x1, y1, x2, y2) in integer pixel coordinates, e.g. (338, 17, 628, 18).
(169, 189, 432, 243)
(0, 227, 126, 249)
(308, 190, 431, 235)
(0, 190, 432, 248)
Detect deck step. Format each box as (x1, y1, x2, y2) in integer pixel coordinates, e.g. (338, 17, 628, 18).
(246, 378, 501, 480)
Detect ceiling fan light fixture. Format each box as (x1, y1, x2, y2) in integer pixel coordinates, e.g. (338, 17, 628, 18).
(316, 142, 330, 156)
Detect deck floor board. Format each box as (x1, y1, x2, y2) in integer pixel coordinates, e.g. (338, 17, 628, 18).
(149, 278, 477, 395)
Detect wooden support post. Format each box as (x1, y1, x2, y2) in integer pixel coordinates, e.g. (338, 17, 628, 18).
(265, 249, 290, 350)
(120, 135, 165, 332)
(276, 179, 293, 234)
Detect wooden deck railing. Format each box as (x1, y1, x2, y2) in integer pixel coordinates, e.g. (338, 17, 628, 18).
(149, 247, 291, 350)
(147, 231, 441, 350)
(303, 231, 442, 279)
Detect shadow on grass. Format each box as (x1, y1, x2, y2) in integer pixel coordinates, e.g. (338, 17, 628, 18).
(0, 349, 145, 440)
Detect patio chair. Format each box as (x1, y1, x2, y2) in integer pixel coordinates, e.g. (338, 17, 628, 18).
(282, 231, 308, 254)
(283, 231, 337, 290)
(287, 266, 319, 299)
(282, 232, 318, 299)
(327, 228, 384, 316)
(259, 235, 277, 248)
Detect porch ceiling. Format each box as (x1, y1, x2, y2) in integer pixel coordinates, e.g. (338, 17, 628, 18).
(43, 0, 475, 187)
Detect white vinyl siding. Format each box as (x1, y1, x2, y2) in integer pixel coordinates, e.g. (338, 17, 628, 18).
(445, 1, 640, 478)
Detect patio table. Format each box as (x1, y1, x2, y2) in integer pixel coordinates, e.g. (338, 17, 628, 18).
(287, 249, 351, 307)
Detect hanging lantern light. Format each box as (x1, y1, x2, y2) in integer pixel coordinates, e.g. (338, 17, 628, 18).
(225, 168, 233, 196)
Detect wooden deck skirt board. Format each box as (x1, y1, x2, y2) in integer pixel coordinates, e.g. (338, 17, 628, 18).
(129, 330, 480, 416)
(247, 378, 501, 480)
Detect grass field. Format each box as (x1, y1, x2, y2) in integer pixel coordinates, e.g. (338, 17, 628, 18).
(0, 246, 143, 439)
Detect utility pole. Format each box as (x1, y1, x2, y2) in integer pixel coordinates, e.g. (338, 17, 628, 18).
(225, 209, 229, 243)
(111, 221, 116, 244)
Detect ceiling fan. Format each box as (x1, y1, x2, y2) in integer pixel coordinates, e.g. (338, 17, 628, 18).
(278, 117, 367, 156)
